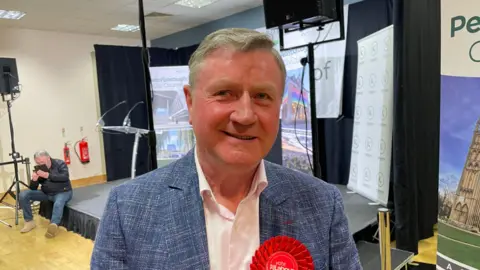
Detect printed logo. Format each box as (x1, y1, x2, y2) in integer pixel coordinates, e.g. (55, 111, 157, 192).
(380, 140, 386, 155)
(351, 164, 358, 178)
(382, 106, 388, 121)
(357, 76, 364, 89)
(360, 46, 366, 60)
(355, 106, 362, 120)
(368, 106, 375, 120)
(369, 74, 377, 88)
(372, 42, 378, 56)
(365, 137, 373, 152)
(364, 168, 371, 182)
(378, 172, 384, 187)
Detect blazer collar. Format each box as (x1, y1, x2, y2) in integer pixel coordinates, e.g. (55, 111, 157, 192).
(262, 162, 294, 205)
(165, 149, 198, 191)
(260, 162, 298, 243)
(166, 150, 294, 205)
(161, 150, 210, 269)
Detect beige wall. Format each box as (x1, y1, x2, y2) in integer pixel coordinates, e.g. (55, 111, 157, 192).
(0, 27, 144, 192)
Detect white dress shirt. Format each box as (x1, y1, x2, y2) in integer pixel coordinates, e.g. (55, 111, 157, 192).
(195, 149, 268, 270)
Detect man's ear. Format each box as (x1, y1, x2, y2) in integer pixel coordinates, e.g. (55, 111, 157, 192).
(183, 85, 193, 125)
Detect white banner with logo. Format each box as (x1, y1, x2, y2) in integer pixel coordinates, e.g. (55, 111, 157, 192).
(347, 25, 394, 206)
(149, 66, 195, 167)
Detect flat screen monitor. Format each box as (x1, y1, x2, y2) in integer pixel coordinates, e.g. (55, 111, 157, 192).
(0, 57, 20, 95)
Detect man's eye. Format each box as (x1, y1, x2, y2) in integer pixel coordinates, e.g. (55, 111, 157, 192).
(256, 93, 270, 100)
(215, 90, 231, 96)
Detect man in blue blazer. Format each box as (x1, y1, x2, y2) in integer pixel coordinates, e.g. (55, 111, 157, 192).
(91, 28, 361, 269)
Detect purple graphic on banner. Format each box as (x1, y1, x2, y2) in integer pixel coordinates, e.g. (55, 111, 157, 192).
(281, 66, 313, 175)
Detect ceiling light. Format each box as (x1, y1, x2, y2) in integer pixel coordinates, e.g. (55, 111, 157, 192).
(175, 0, 220, 8)
(0, 10, 26, 20)
(111, 24, 140, 32)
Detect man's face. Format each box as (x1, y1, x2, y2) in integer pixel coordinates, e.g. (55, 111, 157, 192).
(35, 156, 51, 169)
(184, 48, 284, 167)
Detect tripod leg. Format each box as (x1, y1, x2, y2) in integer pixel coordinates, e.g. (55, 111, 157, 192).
(0, 219, 12, 228)
(0, 190, 9, 203)
(0, 181, 16, 203)
(15, 192, 19, 225)
(15, 179, 21, 225)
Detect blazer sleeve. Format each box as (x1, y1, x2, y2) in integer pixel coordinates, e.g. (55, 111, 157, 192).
(91, 188, 128, 270)
(329, 187, 363, 270)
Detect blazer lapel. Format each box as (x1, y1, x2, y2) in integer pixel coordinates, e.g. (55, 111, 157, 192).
(259, 163, 298, 244)
(163, 151, 210, 270)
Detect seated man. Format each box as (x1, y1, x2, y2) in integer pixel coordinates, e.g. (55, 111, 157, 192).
(91, 28, 361, 269)
(19, 150, 73, 238)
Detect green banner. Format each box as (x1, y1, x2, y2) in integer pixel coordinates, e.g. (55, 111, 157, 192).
(438, 1, 480, 269)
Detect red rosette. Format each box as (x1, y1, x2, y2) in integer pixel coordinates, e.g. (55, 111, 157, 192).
(250, 236, 314, 270)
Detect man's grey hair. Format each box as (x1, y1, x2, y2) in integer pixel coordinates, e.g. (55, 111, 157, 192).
(34, 150, 50, 159)
(188, 28, 286, 90)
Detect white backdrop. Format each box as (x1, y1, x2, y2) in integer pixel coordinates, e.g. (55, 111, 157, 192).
(149, 66, 189, 125)
(347, 25, 394, 206)
(149, 66, 195, 166)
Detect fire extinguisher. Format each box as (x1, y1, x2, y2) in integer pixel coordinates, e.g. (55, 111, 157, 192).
(63, 142, 71, 165)
(75, 137, 90, 164)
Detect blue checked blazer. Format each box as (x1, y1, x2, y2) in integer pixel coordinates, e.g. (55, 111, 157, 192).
(91, 150, 361, 269)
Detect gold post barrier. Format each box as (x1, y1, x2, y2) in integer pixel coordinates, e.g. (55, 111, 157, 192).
(386, 211, 391, 270)
(378, 210, 385, 270)
(378, 208, 391, 270)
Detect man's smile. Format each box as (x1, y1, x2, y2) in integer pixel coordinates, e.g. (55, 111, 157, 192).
(223, 131, 257, 140)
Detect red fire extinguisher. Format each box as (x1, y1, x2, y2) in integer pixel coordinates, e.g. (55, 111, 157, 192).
(63, 142, 71, 165)
(75, 137, 90, 164)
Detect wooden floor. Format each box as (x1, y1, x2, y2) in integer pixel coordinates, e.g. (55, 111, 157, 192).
(0, 193, 438, 269)
(0, 200, 93, 270)
(413, 230, 438, 265)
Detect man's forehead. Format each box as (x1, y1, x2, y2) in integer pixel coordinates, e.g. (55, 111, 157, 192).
(207, 78, 278, 90)
(192, 48, 283, 93)
(204, 47, 274, 62)
(199, 53, 280, 78)
(35, 156, 47, 162)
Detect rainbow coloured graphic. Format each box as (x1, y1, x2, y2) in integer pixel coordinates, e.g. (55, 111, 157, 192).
(280, 66, 313, 176)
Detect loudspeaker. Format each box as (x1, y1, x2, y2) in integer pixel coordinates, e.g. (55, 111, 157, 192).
(263, 0, 341, 30)
(0, 58, 19, 95)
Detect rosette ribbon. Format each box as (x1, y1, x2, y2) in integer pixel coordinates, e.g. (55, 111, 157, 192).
(250, 236, 314, 270)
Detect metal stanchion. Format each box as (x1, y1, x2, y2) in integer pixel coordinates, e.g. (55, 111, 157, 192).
(378, 208, 392, 270)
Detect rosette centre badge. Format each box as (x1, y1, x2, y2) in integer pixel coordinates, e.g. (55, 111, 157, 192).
(250, 236, 314, 270)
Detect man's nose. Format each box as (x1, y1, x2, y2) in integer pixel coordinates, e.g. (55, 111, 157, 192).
(230, 94, 257, 125)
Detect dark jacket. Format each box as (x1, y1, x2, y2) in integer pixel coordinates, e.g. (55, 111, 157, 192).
(30, 158, 72, 195)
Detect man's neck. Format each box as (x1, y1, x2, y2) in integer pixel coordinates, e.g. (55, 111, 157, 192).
(197, 149, 259, 212)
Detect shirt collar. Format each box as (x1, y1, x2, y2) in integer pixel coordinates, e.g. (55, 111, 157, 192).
(195, 147, 268, 200)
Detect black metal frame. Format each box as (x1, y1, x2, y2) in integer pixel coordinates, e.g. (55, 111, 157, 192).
(138, 0, 157, 172)
(274, 3, 345, 180)
(307, 43, 323, 179)
(277, 0, 345, 52)
(0, 91, 31, 227)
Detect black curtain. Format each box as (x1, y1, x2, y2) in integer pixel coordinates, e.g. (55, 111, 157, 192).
(323, 0, 393, 185)
(94, 44, 198, 181)
(321, 0, 439, 254)
(392, 0, 440, 253)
